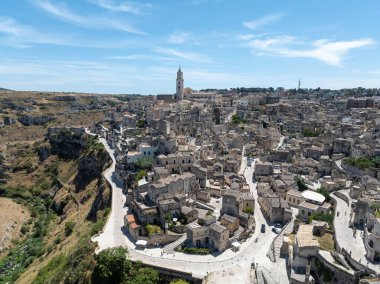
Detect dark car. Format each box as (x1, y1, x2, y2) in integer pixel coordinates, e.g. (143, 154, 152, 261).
(272, 227, 280, 234)
(275, 223, 282, 229)
(261, 224, 266, 233)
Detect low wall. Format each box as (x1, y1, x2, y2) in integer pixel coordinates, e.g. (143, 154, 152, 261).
(131, 260, 203, 284)
(334, 191, 349, 206)
(315, 252, 357, 284)
(139, 233, 182, 247)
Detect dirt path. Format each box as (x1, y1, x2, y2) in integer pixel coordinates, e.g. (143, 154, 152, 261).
(0, 198, 30, 257)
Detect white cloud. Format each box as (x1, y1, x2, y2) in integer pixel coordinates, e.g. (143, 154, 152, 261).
(33, 0, 147, 35)
(243, 14, 284, 30)
(244, 35, 375, 66)
(155, 47, 210, 62)
(168, 31, 191, 44)
(0, 17, 34, 36)
(88, 0, 152, 14)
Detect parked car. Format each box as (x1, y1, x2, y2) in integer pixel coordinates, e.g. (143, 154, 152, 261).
(272, 227, 280, 234)
(261, 224, 266, 233)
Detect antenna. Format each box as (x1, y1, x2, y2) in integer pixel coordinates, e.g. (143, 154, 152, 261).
(298, 78, 301, 90)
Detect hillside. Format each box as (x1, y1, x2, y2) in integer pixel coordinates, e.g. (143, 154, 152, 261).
(0, 91, 115, 283)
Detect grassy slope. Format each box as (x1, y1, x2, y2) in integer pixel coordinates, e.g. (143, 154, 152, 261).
(0, 91, 113, 283)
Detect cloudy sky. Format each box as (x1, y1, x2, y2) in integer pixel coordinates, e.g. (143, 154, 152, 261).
(0, 0, 379, 94)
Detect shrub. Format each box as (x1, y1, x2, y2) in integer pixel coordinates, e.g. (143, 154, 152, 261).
(65, 221, 76, 237)
(317, 187, 331, 202)
(135, 157, 154, 171)
(307, 212, 334, 227)
(297, 178, 308, 191)
(244, 207, 254, 214)
(145, 224, 162, 236)
(302, 128, 320, 137)
(344, 157, 376, 169)
(178, 247, 211, 255)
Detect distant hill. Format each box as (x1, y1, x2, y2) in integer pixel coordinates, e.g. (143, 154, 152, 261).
(0, 87, 12, 91)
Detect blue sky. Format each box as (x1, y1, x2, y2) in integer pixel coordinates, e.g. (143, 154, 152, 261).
(0, 0, 379, 94)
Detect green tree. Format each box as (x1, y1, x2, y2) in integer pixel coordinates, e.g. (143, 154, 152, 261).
(93, 247, 130, 284)
(135, 170, 147, 182)
(135, 157, 154, 170)
(129, 267, 160, 284)
(317, 187, 330, 202)
(297, 178, 308, 191)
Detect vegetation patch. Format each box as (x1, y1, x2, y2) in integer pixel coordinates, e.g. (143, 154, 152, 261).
(176, 247, 211, 255)
(317, 187, 331, 202)
(307, 212, 334, 227)
(231, 114, 246, 124)
(344, 156, 380, 170)
(145, 224, 163, 236)
(302, 128, 320, 137)
(297, 178, 308, 191)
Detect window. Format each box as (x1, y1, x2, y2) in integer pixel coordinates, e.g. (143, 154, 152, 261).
(166, 161, 168, 165)
(183, 160, 185, 164)
(308, 212, 311, 216)
(369, 240, 374, 248)
(189, 160, 191, 163)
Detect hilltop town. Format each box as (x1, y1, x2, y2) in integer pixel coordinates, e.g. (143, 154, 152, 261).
(86, 68, 380, 283)
(1, 68, 380, 283)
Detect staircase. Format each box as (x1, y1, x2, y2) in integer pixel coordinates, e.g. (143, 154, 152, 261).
(267, 219, 295, 262)
(163, 234, 187, 253)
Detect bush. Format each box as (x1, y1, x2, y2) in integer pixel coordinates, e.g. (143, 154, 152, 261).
(135, 170, 147, 182)
(91, 219, 105, 236)
(307, 212, 334, 227)
(317, 187, 330, 202)
(135, 157, 154, 171)
(297, 178, 308, 191)
(244, 207, 254, 214)
(178, 247, 211, 255)
(231, 114, 245, 124)
(145, 224, 162, 236)
(65, 221, 76, 237)
(344, 156, 376, 169)
(302, 128, 320, 137)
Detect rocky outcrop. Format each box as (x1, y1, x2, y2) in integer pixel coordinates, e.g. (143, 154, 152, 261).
(51, 95, 76, 101)
(37, 145, 51, 161)
(87, 178, 111, 220)
(18, 114, 55, 126)
(3, 116, 17, 125)
(74, 150, 111, 190)
(47, 127, 86, 159)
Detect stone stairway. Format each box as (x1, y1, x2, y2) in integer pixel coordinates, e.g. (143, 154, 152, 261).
(267, 219, 295, 262)
(163, 234, 187, 253)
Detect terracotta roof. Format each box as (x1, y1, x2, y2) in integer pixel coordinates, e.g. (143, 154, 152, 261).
(126, 214, 136, 223)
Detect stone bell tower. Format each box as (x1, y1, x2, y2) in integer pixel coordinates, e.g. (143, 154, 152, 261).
(176, 66, 184, 100)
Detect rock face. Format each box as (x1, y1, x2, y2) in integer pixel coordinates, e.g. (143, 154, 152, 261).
(18, 114, 55, 126)
(3, 117, 17, 125)
(87, 179, 111, 220)
(51, 95, 76, 101)
(47, 127, 86, 159)
(74, 150, 111, 190)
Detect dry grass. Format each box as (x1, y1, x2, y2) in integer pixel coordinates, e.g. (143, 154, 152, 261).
(317, 233, 335, 251)
(0, 198, 30, 258)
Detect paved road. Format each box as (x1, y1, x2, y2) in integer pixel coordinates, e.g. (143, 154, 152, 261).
(331, 190, 380, 275)
(92, 135, 288, 282)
